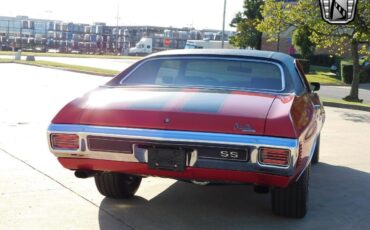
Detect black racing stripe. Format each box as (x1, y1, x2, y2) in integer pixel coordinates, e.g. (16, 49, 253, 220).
(128, 93, 174, 110)
(182, 93, 228, 113)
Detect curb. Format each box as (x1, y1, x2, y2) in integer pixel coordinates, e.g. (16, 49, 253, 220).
(323, 101, 370, 112)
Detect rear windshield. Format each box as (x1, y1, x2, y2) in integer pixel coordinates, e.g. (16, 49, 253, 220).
(120, 58, 283, 91)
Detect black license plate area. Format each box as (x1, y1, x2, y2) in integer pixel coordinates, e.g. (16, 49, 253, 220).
(197, 147, 248, 162)
(148, 148, 186, 171)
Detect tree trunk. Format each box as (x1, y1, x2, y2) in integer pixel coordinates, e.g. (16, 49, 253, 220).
(256, 32, 262, 50)
(345, 40, 362, 102)
(277, 30, 280, 52)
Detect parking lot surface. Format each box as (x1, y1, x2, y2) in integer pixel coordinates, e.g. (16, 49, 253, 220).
(1, 63, 370, 230)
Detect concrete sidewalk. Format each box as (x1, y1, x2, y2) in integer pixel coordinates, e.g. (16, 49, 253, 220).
(0, 148, 126, 230)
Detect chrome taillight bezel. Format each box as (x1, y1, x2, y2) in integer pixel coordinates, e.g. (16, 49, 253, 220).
(258, 147, 291, 168)
(50, 133, 80, 150)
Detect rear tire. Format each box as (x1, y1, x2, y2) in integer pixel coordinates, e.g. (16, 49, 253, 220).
(271, 165, 310, 218)
(312, 135, 320, 164)
(94, 172, 142, 199)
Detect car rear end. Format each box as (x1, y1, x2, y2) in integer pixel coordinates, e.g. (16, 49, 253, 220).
(48, 50, 319, 218)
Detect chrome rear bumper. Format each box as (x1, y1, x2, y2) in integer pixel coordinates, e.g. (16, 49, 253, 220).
(48, 124, 299, 176)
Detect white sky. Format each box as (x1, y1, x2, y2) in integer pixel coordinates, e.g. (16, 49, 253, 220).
(1, 0, 245, 30)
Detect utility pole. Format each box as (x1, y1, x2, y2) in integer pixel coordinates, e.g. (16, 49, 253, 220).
(221, 0, 227, 48)
(115, 2, 120, 54)
(277, 27, 280, 52)
(20, 21, 23, 51)
(7, 20, 9, 41)
(45, 11, 53, 51)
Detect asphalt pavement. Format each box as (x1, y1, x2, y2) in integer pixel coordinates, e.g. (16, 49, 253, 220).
(1, 64, 370, 229)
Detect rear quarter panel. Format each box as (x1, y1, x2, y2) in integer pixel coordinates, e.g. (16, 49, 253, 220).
(265, 92, 322, 180)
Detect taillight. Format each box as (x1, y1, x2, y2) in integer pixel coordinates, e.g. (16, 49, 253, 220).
(51, 134, 79, 150)
(259, 148, 290, 167)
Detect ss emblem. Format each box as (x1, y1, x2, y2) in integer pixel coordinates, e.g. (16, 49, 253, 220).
(220, 150, 239, 159)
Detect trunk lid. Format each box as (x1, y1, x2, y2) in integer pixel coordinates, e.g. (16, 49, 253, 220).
(62, 87, 276, 135)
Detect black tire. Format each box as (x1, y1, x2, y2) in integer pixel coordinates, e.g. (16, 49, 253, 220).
(271, 165, 310, 218)
(94, 172, 142, 199)
(312, 135, 320, 164)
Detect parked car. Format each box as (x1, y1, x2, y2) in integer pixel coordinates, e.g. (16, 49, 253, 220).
(47, 49, 325, 218)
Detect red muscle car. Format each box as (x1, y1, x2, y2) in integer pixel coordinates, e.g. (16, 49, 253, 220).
(48, 49, 325, 218)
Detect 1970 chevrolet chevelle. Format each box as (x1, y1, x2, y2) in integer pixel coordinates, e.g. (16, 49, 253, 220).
(48, 49, 325, 218)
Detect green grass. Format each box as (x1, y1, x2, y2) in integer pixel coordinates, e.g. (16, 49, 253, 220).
(18, 60, 120, 76)
(321, 97, 370, 108)
(340, 58, 368, 66)
(306, 65, 344, 85)
(0, 51, 142, 60)
(341, 60, 353, 65)
(0, 58, 119, 76)
(0, 58, 13, 63)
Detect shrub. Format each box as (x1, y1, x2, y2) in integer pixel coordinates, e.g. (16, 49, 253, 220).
(297, 59, 310, 73)
(360, 68, 370, 83)
(336, 58, 342, 77)
(340, 64, 370, 84)
(292, 26, 315, 59)
(341, 64, 353, 84)
(291, 53, 302, 59)
(310, 54, 337, 67)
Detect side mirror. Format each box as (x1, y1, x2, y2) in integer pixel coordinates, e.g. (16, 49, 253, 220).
(310, 82, 320, 92)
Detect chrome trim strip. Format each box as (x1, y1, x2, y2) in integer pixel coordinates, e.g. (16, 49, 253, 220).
(118, 56, 286, 93)
(295, 134, 319, 181)
(294, 59, 310, 92)
(48, 124, 298, 149)
(313, 104, 321, 110)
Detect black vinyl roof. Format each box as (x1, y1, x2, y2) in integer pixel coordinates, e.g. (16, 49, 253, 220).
(147, 49, 296, 67)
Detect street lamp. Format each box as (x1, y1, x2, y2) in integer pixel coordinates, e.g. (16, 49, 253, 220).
(221, 0, 227, 48)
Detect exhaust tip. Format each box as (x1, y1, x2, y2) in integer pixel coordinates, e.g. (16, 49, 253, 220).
(191, 180, 210, 186)
(74, 170, 96, 179)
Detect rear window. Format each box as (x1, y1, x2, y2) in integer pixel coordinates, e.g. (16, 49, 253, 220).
(120, 58, 283, 91)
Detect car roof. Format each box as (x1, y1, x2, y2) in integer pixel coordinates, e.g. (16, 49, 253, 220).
(147, 49, 295, 65)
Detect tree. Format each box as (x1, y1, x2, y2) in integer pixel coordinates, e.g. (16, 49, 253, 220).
(292, 26, 315, 59)
(258, 0, 370, 102)
(256, 0, 290, 52)
(229, 0, 264, 50)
